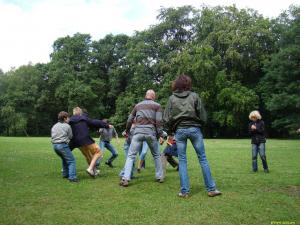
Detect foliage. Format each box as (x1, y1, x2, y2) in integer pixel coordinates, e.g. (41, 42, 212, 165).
(0, 5, 299, 137)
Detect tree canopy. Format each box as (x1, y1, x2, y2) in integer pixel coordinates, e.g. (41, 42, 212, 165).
(0, 5, 299, 137)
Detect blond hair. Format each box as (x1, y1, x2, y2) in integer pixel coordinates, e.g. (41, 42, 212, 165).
(73, 107, 82, 116)
(249, 110, 262, 120)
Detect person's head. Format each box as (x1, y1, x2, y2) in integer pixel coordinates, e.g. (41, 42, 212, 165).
(249, 110, 262, 121)
(73, 107, 82, 116)
(172, 74, 192, 92)
(145, 89, 156, 100)
(58, 111, 69, 123)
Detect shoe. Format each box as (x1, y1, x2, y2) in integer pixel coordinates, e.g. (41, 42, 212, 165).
(86, 168, 95, 178)
(105, 162, 114, 168)
(178, 192, 189, 198)
(156, 178, 164, 183)
(253, 169, 258, 172)
(137, 168, 141, 173)
(208, 190, 222, 197)
(119, 179, 129, 187)
(264, 169, 269, 173)
(94, 169, 100, 176)
(69, 178, 79, 182)
(176, 166, 179, 171)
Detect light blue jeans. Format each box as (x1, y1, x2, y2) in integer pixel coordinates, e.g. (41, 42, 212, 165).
(52, 143, 77, 180)
(175, 127, 216, 193)
(119, 141, 134, 178)
(139, 141, 148, 160)
(122, 133, 163, 181)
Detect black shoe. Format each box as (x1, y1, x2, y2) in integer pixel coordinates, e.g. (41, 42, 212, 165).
(105, 162, 114, 168)
(69, 178, 79, 182)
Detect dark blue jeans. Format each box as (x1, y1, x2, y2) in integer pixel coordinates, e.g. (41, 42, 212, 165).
(252, 143, 268, 171)
(52, 143, 77, 180)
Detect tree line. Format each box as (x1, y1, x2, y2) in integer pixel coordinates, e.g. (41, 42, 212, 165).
(0, 5, 299, 137)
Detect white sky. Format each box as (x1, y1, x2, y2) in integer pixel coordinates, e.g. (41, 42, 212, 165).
(0, 0, 299, 72)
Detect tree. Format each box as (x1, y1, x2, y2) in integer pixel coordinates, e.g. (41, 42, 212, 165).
(260, 6, 300, 135)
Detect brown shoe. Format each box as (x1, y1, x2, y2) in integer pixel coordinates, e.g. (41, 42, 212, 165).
(119, 179, 129, 187)
(208, 190, 222, 197)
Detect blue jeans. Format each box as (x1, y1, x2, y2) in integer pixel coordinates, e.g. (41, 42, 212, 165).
(175, 127, 216, 193)
(252, 143, 268, 171)
(139, 141, 148, 160)
(123, 133, 163, 181)
(119, 141, 134, 178)
(96, 141, 118, 167)
(52, 143, 77, 180)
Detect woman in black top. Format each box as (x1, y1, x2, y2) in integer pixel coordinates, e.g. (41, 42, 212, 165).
(249, 110, 269, 173)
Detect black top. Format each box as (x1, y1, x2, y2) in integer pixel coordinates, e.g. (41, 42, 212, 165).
(249, 119, 266, 144)
(69, 115, 109, 149)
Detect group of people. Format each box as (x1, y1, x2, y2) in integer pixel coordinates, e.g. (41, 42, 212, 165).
(51, 74, 270, 198)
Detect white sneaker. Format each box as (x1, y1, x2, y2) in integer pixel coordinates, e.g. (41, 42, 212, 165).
(86, 168, 95, 177)
(94, 169, 100, 176)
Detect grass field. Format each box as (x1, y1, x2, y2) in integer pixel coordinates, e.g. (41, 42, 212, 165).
(0, 137, 299, 225)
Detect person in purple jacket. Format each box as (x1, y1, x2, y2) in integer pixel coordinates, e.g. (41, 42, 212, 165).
(69, 107, 111, 177)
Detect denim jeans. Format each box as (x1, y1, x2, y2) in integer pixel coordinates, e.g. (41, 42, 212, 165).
(252, 143, 268, 171)
(175, 127, 216, 193)
(96, 141, 118, 167)
(119, 141, 134, 178)
(123, 133, 163, 181)
(163, 144, 178, 157)
(139, 141, 148, 160)
(52, 143, 77, 180)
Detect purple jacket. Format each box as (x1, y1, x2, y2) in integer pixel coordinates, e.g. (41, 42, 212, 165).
(69, 115, 109, 149)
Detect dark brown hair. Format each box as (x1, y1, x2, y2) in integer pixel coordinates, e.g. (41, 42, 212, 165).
(172, 74, 192, 92)
(58, 111, 69, 122)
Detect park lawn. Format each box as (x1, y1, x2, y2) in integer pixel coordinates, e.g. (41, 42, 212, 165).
(0, 137, 299, 225)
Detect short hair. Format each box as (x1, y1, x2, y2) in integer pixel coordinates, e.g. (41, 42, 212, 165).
(249, 110, 262, 120)
(73, 107, 82, 116)
(58, 111, 69, 122)
(172, 74, 192, 92)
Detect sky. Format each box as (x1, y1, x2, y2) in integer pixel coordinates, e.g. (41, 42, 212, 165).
(0, 0, 299, 72)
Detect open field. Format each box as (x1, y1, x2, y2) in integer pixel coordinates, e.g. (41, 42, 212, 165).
(0, 137, 299, 225)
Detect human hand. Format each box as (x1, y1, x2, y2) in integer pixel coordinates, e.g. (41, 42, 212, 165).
(159, 137, 164, 145)
(108, 124, 113, 129)
(251, 125, 256, 130)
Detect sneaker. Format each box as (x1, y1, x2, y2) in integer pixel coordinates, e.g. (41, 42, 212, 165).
(156, 178, 164, 183)
(86, 168, 95, 178)
(105, 162, 114, 168)
(69, 178, 79, 182)
(119, 179, 129, 187)
(94, 169, 100, 176)
(178, 192, 189, 198)
(208, 190, 222, 197)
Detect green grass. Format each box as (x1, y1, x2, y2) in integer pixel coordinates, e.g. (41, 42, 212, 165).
(0, 137, 299, 225)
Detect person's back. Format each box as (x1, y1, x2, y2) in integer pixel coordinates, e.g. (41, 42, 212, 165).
(163, 74, 221, 198)
(51, 122, 72, 144)
(128, 99, 162, 136)
(164, 90, 206, 133)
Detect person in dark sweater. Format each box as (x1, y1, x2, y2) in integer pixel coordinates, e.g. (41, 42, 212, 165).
(163, 74, 221, 198)
(249, 110, 269, 173)
(69, 107, 111, 177)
